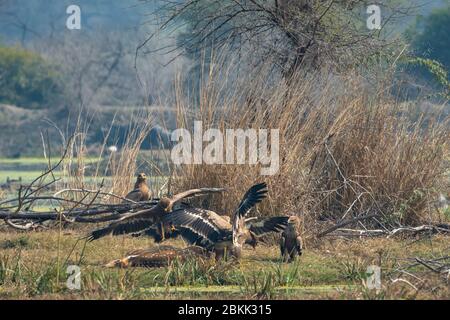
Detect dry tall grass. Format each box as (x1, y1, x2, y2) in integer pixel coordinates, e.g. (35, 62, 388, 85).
(56, 108, 160, 204)
(172, 67, 449, 235)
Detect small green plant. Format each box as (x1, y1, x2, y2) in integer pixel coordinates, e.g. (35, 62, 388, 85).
(0, 255, 11, 285)
(163, 258, 235, 286)
(81, 268, 143, 299)
(442, 206, 450, 220)
(0, 236, 31, 249)
(0, 251, 24, 286)
(337, 258, 367, 282)
(240, 269, 275, 299)
(29, 264, 61, 296)
(393, 188, 427, 225)
(271, 261, 301, 287)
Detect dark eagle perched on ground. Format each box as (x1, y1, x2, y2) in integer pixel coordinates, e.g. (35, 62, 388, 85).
(104, 245, 211, 268)
(280, 215, 303, 262)
(124, 173, 152, 202)
(86, 187, 226, 242)
(164, 183, 289, 260)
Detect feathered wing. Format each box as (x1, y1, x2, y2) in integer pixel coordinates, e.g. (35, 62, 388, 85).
(123, 182, 151, 202)
(86, 187, 225, 242)
(162, 207, 227, 248)
(296, 236, 303, 255)
(232, 182, 268, 246)
(157, 184, 272, 252)
(176, 227, 217, 249)
(86, 206, 162, 241)
(234, 183, 268, 218)
(124, 188, 144, 202)
(168, 188, 226, 208)
(132, 227, 180, 243)
(247, 216, 289, 237)
(279, 234, 287, 255)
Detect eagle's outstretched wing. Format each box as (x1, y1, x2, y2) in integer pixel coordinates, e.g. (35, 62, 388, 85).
(162, 207, 227, 248)
(158, 184, 268, 250)
(232, 182, 268, 246)
(247, 216, 288, 236)
(86, 188, 225, 241)
(167, 187, 226, 209)
(86, 208, 161, 241)
(124, 188, 145, 202)
(234, 183, 268, 218)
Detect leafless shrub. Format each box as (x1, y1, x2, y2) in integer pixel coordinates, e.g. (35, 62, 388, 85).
(146, 0, 417, 80)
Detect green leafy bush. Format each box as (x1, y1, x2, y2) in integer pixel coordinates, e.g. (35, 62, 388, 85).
(398, 5, 450, 99)
(0, 45, 64, 109)
(407, 5, 450, 73)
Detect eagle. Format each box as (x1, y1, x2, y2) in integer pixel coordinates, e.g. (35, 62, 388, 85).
(86, 187, 225, 242)
(280, 215, 303, 262)
(163, 182, 289, 260)
(124, 173, 151, 202)
(104, 245, 211, 268)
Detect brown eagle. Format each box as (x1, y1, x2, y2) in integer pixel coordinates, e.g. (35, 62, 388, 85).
(104, 245, 211, 268)
(87, 187, 225, 242)
(164, 183, 289, 260)
(280, 215, 303, 262)
(124, 173, 151, 202)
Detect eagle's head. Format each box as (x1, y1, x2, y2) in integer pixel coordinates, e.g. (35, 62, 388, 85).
(287, 215, 299, 225)
(158, 197, 172, 212)
(136, 172, 147, 182)
(105, 258, 129, 268)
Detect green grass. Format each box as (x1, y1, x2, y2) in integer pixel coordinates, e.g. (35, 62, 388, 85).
(0, 157, 95, 184)
(0, 229, 448, 300)
(0, 170, 61, 184)
(0, 157, 168, 186)
(0, 157, 99, 165)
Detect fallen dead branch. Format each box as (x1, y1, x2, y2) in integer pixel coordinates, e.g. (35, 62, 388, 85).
(317, 213, 380, 238)
(388, 255, 450, 294)
(52, 188, 139, 204)
(327, 225, 450, 238)
(0, 138, 164, 230)
(414, 257, 450, 275)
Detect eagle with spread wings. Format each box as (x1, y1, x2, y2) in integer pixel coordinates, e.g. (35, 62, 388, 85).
(86, 187, 225, 242)
(163, 183, 289, 260)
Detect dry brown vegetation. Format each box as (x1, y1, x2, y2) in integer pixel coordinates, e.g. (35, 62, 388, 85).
(172, 67, 450, 240)
(50, 109, 170, 205)
(0, 64, 449, 300)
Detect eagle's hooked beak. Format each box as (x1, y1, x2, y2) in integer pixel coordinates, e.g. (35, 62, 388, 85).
(105, 258, 128, 268)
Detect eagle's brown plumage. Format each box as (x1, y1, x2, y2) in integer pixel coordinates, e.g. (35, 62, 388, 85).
(87, 187, 226, 242)
(164, 183, 289, 260)
(104, 245, 211, 268)
(124, 173, 151, 202)
(280, 216, 303, 262)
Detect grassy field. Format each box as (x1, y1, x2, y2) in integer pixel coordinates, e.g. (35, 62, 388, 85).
(0, 153, 449, 300)
(0, 170, 58, 184)
(0, 157, 90, 184)
(0, 228, 448, 300)
(0, 156, 167, 191)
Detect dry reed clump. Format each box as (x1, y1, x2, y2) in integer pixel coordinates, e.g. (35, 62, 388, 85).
(172, 69, 449, 233)
(56, 108, 159, 205)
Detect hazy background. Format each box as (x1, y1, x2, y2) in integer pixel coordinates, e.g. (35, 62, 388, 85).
(0, 0, 449, 157)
